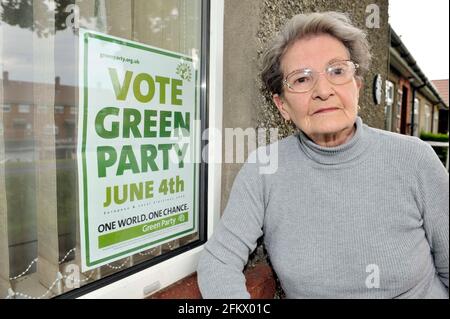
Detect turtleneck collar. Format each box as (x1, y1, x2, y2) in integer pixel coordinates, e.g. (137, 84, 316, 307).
(297, 117, 371, 165)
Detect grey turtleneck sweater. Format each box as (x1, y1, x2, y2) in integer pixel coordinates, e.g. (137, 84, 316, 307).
(197, 117, 449, 299)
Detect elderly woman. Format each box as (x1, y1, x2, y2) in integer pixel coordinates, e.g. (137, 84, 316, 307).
(197, 12, 449, 298)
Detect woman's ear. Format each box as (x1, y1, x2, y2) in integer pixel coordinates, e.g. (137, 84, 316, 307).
(273, 94, 291, 121)
(356, 76, 363, 91)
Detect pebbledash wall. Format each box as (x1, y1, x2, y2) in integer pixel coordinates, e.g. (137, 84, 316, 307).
(152, 0, 390, 298)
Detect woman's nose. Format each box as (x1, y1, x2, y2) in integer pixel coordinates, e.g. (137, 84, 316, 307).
(312, 74, 334, 100)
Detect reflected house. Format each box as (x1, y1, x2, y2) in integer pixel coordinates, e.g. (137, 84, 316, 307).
(1, 70, 79, 292)
(1, 71, 77, 162)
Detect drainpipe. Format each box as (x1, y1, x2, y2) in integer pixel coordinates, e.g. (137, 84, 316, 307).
(431, 104, 437, 133)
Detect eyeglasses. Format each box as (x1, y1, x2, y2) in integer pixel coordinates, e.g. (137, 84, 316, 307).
(283, 60, 359, 93)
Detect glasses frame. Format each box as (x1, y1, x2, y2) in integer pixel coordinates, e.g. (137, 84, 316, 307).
(282, 60, 360, 93)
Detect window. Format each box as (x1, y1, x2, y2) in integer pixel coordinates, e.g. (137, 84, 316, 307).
(385, 80, 394, 105)
(0, 0, 210, 299)
(2, 104, 11, 112)
(55, 105, 65, 114)
(424, 104, 432, 132)
(384, 80, 394, 131)
(18, 104, 30, 113)
(414, 98, 419, 116)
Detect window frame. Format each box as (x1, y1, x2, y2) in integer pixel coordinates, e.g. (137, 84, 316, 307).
(54, 0, 223, 299)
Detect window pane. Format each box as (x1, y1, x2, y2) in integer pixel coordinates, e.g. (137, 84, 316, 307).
(1, 0, 203, 299)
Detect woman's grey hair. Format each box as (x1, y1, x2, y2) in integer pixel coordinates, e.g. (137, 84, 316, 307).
(261, 11, 372, 95)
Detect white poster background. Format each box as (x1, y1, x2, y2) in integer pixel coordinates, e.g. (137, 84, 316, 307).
(77, 29, 199, 271)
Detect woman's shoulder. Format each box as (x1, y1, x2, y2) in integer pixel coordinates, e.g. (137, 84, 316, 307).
(246, 132, 300, 160)
(242, 133, 299, 176)
(365, 125, 437, 161)
(367, 125, 430, 148)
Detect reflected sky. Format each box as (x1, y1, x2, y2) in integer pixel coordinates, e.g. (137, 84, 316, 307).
(1, 23, 77, 86)
(0, 0, 200, 87)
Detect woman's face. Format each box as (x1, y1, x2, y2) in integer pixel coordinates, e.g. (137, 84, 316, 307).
(273, 34, 362, 138)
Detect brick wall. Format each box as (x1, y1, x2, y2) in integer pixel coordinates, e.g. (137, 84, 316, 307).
(148, 262, 276, 299)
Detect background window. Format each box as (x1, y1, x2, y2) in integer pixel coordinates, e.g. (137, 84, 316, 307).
(424, 104, 432, 132)
(414, 98, 419, 116)
(433, 107, 439, 133)
(384, 80, 394, 131)
(413, 98, 419, 136)
(385, 80, 394, 105)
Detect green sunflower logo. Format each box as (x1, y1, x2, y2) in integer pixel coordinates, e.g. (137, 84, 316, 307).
(176, 61, 192, 82)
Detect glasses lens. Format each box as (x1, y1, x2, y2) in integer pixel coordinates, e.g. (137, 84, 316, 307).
(284, 61, 357, 93)
(286, 70, 314, 92)
(326, 61, 355, 85)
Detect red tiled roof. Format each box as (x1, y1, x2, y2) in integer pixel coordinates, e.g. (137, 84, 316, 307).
(432, 79, 449, 106)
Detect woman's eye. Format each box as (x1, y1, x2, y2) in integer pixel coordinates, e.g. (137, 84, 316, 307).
(295, 76, 310, 83)
(330, 67, 345, 75)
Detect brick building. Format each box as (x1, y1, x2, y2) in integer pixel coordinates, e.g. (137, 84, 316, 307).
(386, 28, 448, 136)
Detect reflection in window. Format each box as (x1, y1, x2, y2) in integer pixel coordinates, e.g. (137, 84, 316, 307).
(433, 108, 439, 134)
(0, 0, 203, 299)
(414, 98, 419, 115)
(412, 98, 419, 136)
(18, 104, 30, 113)
(54, 105, 65, 114)
(2, 104, 11, 112)
(395, 91, 402, 133)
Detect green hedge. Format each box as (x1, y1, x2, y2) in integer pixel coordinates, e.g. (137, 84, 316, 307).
(420, 132, 449, 167)
(420, 132, 449, 142)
